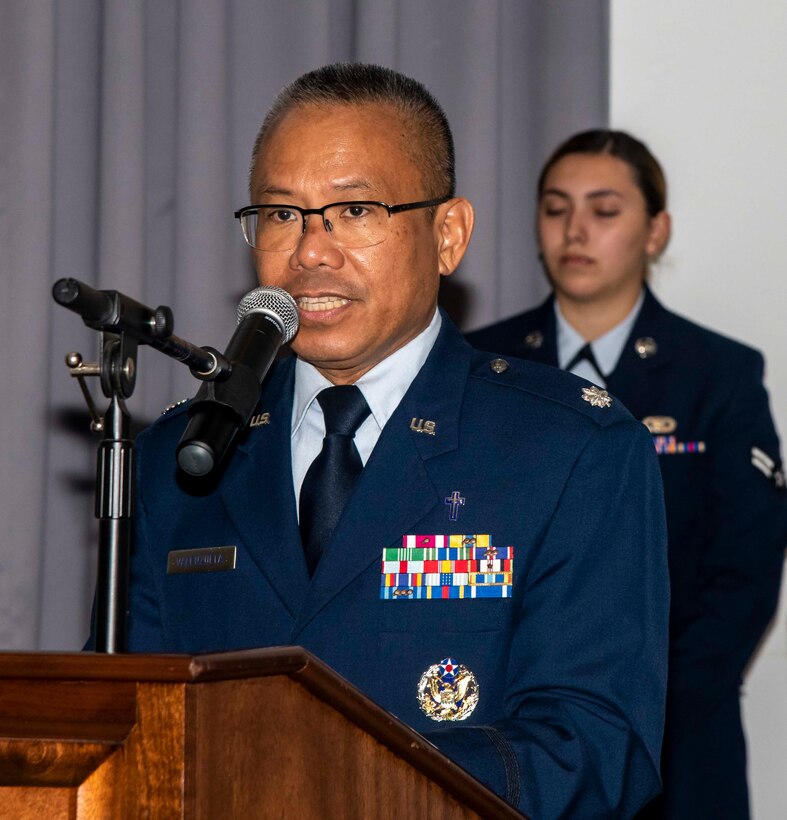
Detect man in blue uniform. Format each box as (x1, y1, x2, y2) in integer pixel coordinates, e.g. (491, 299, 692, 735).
(123, 65, 669, 818)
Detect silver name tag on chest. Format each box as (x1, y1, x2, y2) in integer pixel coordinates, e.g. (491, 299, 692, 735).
(167, 546, 237, 574)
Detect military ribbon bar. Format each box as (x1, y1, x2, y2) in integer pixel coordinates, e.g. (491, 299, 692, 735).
(380, 535, 513, 600)
(653, 435, 706, 455)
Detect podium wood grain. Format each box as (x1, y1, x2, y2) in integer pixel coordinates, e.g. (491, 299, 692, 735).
(0, 648, 525, 819)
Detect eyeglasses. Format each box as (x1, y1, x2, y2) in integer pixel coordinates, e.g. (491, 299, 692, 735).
(234, 196, 450, 251)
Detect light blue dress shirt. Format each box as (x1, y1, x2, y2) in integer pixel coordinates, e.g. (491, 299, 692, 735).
(291, 309, 442, 515)
(556, 289, 645, 387)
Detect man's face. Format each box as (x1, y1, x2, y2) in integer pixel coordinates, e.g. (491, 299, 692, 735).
(250, 102, 448, 384)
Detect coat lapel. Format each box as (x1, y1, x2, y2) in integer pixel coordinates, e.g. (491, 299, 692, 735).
(519, 296, 557, 366)
(605, 287, 675, 419)
(219, 357, 310, 619)
(525, 288, 675, 423)
(292, 318, 472, 636)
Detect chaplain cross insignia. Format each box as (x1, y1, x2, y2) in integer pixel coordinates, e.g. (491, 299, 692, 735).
(444, 490, 465, 521)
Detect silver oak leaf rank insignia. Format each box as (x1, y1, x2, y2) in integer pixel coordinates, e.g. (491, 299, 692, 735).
(582, 385, 612, 408)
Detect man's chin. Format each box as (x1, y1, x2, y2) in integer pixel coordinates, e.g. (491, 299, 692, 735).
(293, 339, 355, 368)
(293, 339, 386, 384)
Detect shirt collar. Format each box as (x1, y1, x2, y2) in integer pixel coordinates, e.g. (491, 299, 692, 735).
(555, 289, 645, 376)
(291, 308, 442, 435)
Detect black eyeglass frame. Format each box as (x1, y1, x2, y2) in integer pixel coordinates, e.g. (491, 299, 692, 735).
(234, 196, 452, 247)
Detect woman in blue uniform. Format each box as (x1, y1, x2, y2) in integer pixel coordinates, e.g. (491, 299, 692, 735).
(466, 130, 786, 819)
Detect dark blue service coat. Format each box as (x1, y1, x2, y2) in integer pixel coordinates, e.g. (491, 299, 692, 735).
(467, 288, 787, 819)
(123, 316, 669, 819)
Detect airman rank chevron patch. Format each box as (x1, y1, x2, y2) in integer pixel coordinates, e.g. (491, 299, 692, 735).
(380, 535, 513, 600)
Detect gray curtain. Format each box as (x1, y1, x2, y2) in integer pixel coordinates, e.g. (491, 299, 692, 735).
(0, 0, 608, 650)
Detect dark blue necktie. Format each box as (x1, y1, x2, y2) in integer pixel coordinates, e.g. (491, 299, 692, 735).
(299, 385, 371, 576)
(565, 343, 605, 381)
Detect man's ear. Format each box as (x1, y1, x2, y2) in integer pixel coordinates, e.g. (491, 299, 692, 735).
(435, 197, 475, 276)
(646, 211, 671, 258)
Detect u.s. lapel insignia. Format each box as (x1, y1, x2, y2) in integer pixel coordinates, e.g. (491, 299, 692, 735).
(249, 412, 270, 428)
(642, 415, 677, 434)
(410, 417, 436, 435)
(582, 385, 612, 408)
(444, 490, 465, 521)
(417, 658, 479, 721)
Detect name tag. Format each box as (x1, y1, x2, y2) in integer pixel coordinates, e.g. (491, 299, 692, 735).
(642, 415, 677, 434)
(167, 546, 237, 574)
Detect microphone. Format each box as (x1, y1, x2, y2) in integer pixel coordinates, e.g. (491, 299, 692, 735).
(176, 286, 299, 476)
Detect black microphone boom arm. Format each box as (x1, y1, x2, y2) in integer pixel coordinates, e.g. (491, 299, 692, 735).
(52, 277, 231, 381)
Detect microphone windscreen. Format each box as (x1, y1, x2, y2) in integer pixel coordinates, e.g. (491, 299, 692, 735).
(237, 286, 299, 343)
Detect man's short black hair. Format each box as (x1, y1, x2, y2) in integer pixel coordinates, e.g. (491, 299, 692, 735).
(250, 63, 456, 200)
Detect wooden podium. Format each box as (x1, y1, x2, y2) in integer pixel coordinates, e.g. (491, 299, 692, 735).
(0, 647, 524, 819)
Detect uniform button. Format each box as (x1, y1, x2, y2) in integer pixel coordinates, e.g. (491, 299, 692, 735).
(490, 358, 509, 374)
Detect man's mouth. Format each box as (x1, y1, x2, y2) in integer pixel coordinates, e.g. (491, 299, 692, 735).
(297, 295, 351, 312)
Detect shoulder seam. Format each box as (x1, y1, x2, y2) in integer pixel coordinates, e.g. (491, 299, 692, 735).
(468, 370, 630, 427)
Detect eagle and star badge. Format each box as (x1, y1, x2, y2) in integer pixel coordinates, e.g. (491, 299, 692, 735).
(417, 658, 479, 721)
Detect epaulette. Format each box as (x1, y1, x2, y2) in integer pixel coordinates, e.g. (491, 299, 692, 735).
(470, 352, 632, 426)
(161, 398, 189, 416)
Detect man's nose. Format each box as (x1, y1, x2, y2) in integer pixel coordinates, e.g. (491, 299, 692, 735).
(290, 214, 344, 268)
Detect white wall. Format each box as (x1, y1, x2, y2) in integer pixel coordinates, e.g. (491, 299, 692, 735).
(610, 3, 787, 817)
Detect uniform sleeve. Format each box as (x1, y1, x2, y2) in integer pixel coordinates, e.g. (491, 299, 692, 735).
(125, 427, 171, 652)
(666, 351, 786, 727)
(424, 418, 670, 819)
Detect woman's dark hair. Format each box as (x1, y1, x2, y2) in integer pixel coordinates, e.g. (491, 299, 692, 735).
(537, 129, 667, 216)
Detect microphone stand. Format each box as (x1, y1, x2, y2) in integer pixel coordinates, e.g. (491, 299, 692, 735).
(93, 332, 135, 654)
(55, 278, 231, 653)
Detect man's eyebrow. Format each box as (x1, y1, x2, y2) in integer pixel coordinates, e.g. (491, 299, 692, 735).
(253, 179, 380, 201)
(255, 185, 295, 198)
(332, 178, 377, 193)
